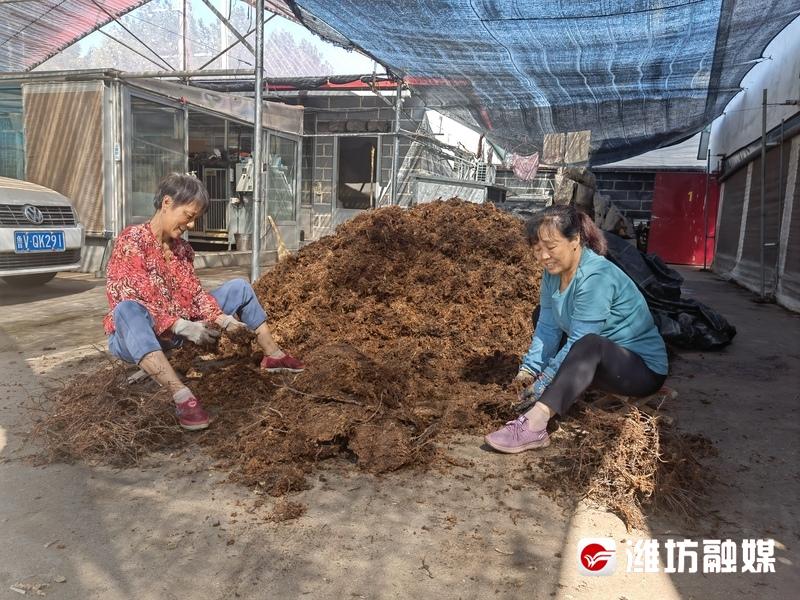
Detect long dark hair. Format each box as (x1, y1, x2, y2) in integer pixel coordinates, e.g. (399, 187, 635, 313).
(525, 204, 607, 256)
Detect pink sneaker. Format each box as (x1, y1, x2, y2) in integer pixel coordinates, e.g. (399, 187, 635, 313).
(175, 397, 210, 431)
(260, 353, 305, 373)
(485, 415, 550, 453)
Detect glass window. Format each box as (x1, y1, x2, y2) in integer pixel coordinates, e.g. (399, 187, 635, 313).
(0, 86, 24, 180)
(227, 122, 253, 160)
(188, 111, 231, 234)
(129, 96, 185, 223)
(338, 137, 377, 209)
(267, 134, 297, 221)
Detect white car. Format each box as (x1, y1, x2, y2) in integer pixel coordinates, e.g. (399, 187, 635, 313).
(0, 177, 84, 286)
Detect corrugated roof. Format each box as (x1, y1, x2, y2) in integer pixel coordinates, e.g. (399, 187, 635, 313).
(595, 133, 706, 171)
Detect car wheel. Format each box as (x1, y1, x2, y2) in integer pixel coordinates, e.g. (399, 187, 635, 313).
(1, 272, 58, 286)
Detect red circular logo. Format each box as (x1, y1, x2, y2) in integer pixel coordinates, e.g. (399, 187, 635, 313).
(580, 542, 612, 571)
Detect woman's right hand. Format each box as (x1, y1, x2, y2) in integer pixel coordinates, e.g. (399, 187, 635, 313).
(510, 370, 537, 399)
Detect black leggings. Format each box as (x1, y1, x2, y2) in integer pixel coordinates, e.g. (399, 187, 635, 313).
(538, 334, 667, 415)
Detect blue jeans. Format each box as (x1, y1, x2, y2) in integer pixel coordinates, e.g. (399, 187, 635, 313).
(108, 278, 268, 364)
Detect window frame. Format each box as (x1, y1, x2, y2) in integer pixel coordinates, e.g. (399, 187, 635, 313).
(265, 130, 301, 224)
(123, 89, 188, 226)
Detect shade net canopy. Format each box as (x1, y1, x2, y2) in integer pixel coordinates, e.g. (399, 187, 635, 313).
(281, 0, 800, 164)
(3, 1, 798, 164)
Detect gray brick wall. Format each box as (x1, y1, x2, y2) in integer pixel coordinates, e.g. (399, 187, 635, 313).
(595, 171, 655, 221)
(311, 135, 335, 205)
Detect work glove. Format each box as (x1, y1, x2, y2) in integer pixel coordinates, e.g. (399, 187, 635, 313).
(513, 370, 554, 412)
(172, 318, 220, 346)
(216, 314, 247, 332)
(510, 370, 537, 400)
(531, 371, 553, 401)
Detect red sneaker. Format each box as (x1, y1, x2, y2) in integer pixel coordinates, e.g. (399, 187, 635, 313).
(260, 353, 305, 373)
(175, 397, 210, 431)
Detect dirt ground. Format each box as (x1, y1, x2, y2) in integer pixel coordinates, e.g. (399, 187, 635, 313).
(1, 261, 798, 599)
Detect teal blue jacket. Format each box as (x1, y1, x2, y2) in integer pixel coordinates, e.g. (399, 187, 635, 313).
(521, 247, 668, 380)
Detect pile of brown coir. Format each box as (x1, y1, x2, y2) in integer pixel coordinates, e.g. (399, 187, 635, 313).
(36, 199, 714, 527)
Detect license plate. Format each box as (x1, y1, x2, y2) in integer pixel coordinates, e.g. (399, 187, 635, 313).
(14, 230, 65, 253)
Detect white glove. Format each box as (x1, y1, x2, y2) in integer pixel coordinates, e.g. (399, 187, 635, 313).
(172, 318, 220, 345)
(511, 370, 537, 399)
(216, 314, 247, 332)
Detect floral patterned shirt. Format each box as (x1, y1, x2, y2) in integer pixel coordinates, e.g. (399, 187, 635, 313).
(104, 223, 222, 335)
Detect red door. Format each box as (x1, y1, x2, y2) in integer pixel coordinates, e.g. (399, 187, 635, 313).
(648, 172, 719, 266)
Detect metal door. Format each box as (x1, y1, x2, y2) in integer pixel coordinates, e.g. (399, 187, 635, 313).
(648, 172, 719, 266)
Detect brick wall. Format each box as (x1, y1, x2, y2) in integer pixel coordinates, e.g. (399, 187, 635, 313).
(493, 167, 657, 221)
(594, 171, 655, 221)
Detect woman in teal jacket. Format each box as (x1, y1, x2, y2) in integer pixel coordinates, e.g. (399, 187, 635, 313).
(485, 205, 668, 453)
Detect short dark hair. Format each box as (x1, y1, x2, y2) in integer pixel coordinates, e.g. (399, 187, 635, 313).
(525, 204, 608, 256)
(153, 173, 210, 212)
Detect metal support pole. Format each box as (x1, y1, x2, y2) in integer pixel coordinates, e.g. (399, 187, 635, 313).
(772, 117, 786, 292)
(225, 118, 232, 251)
(120, 68, 254, 79)
(199, 0, 256, 56)
(98, 30, 169, 72)
(183, 103, 189, 174)
(197, 26, 257, 71)
(250, 0, 265, 282)
(778, 119, 784, 219)
(182, 0, 188, 72)
(91, 0, 175, 71)
(390, 81, 402, 205)
(760, 88, 767, 299)
(703, 148, 711, 270)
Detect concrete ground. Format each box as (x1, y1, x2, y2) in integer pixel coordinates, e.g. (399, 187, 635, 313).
(0, 266, 798, 599)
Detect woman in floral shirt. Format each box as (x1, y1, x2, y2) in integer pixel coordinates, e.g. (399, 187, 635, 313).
(105, 173, 304, 430)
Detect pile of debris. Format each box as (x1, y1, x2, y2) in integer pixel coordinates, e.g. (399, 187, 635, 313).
(39, 201, 538, 483)
(194, 200, 540, 489)
(541, 404, 716, 530)
(35, 199, 714, 527)
(34, 359, 180, 467)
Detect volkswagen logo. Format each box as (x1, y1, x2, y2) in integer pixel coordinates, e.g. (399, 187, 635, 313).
(23, 204, 44, 225)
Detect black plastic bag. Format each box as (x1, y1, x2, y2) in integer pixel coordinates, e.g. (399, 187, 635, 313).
(603, 232, 736, 350)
